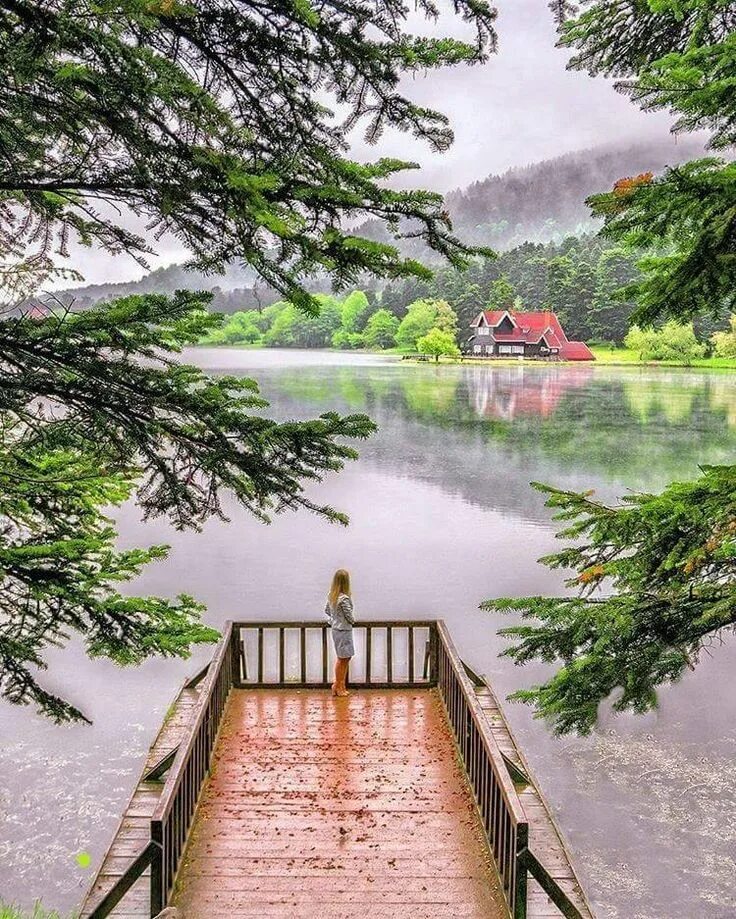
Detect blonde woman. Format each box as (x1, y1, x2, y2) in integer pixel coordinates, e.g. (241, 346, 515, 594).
(324, 569, 354, 696)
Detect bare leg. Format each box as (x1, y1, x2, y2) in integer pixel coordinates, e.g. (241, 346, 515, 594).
(333, 657, 350, 696)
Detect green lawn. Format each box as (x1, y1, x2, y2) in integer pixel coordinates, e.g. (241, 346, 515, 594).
(590, 346, 736, 370)
(0, 905, 74, 919)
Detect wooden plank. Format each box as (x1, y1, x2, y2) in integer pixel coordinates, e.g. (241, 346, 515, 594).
(172, 689, 508, 918)
(79, 660, 219, 916)
(472, 680, 594, 919)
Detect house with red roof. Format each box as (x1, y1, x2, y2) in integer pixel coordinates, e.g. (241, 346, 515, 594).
(467, 307, 595, 361)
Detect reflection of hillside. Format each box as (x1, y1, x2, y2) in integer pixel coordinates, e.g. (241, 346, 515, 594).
(464, 365, 594, 421)
(255, 363, 736, 526)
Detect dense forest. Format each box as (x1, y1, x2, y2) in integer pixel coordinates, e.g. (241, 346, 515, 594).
(45, 137, 705, 325)
(204, 230, 730, 350)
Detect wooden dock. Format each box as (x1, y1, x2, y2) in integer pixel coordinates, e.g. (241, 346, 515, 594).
(80, 620, 593, 919)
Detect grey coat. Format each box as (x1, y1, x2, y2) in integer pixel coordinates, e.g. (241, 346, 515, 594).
(324, 594, 354, 630)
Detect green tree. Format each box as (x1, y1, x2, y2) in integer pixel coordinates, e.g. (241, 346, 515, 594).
(487, 276, 516, 310)
(545, 249, 596, 341)
(294, 295, 342, 348)
(590, 248, 637, 344)
(339, 291, 371, 334)
(0, 0, 496, 306)
(485, 468, 736, 735)
(432, 299, 460, 337)
(0, 292, 373, 722)
(625, 321, 706, 364)
(0, 0, 498, 720)
(263, 303, 300, 347)
(557, 1, 736, 324)
(333, 290, 371, 348)
(204, 309, 266, 345)
(483, 0, 736, 734)
(396, 299, 458, 350)
(712, 315, 736, 358)
(363, 309, 399, 349)
(417, 328, 461, 362)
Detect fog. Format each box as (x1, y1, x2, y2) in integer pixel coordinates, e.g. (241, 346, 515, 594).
(57, 0, 679, 287)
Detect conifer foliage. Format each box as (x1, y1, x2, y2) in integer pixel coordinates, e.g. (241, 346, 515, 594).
(486, 0, 736, 733)
(0, 292, 374, 722)
(485, 469, 736, 735)
(0, 0, 499, 720)
(0, 0, 497, 304)
(556, 0, 736, 324)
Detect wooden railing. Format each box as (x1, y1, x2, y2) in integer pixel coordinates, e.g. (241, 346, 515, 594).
(148, 620, 237, 914)
(233, 619, 435, 688)
(435, 621, 529, 917)
(88, 617, 584, 919)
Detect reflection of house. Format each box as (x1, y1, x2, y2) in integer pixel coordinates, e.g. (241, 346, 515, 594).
(467, 308, 595, 361)
(465, 365, 594, 421)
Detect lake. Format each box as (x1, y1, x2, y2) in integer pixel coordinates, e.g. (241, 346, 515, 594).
(2, 349, 735, 918)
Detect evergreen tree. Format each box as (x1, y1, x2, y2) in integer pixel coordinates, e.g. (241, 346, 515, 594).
(0, 0, 499, 720)
(487, 276, 516, 310)
(590, 248, 637, 344)
(0, 0, 497, 306)
(485, 467, 736, 735)
(482, 0, 736, 734)
(556, 0, 736, 324)
(0, 293, 373, 721)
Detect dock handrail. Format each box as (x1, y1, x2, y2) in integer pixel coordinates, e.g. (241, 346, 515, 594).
(86, 617, 586, 918)
(233, 619, 435, 688)
(435, 620, 530, 917)
(148, 620, 236, 914)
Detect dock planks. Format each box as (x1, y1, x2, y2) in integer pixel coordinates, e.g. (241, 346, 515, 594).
(473, 681, 593, 918)
(80, 687, 202, 918)
(79, 667, 593, 918)
(172, 689, 508, 918)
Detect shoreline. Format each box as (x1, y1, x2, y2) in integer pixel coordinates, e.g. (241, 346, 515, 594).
(194, 343, 736, 373)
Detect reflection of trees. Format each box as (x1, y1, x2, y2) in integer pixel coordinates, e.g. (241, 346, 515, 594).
(248, 363, 736, 520)
(624, 379, 697, 425)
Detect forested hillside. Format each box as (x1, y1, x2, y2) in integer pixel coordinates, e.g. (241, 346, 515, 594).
(444, 137, 705, 249)
(45, 138, 705, 313)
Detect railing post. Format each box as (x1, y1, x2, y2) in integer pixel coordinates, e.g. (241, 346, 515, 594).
(150, 820, 164, 917)
(513, 825, 529, 919)
(428, 623, 439, 685)
(229, 623, 241, 688)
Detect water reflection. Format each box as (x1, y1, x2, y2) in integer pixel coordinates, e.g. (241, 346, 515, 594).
(464, 364, 595, 420)
(2, 351, 735, 919)
(269, 360, 736, 498)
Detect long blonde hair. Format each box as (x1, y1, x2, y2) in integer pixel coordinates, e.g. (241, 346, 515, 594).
(328, 569, 351, 607)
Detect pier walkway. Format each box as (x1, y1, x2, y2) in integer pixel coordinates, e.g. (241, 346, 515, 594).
(81, 620, 593, 919)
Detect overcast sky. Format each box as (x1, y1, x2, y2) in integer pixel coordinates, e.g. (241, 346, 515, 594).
(60, 0, 678, 287)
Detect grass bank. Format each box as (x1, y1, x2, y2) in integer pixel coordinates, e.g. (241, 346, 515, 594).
(196, 341, 736, 371)
(0, 904, 74, 919)
(589, 346, 736, 370)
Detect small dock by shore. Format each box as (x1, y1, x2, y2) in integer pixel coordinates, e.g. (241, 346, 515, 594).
(80, 620, 593, 919)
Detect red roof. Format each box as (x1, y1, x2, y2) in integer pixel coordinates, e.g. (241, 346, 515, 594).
(559, 341, 595, 361)
(471, 309, 594, 361)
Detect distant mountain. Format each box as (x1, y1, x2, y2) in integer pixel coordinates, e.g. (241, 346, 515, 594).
(444, 136, 706, 249)
(355, 136, 707, 256)
(49, 136, 707, 309)
(55, 260, 259, 307)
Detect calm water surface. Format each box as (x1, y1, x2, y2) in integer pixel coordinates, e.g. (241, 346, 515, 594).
(2, 350, 735, 918)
